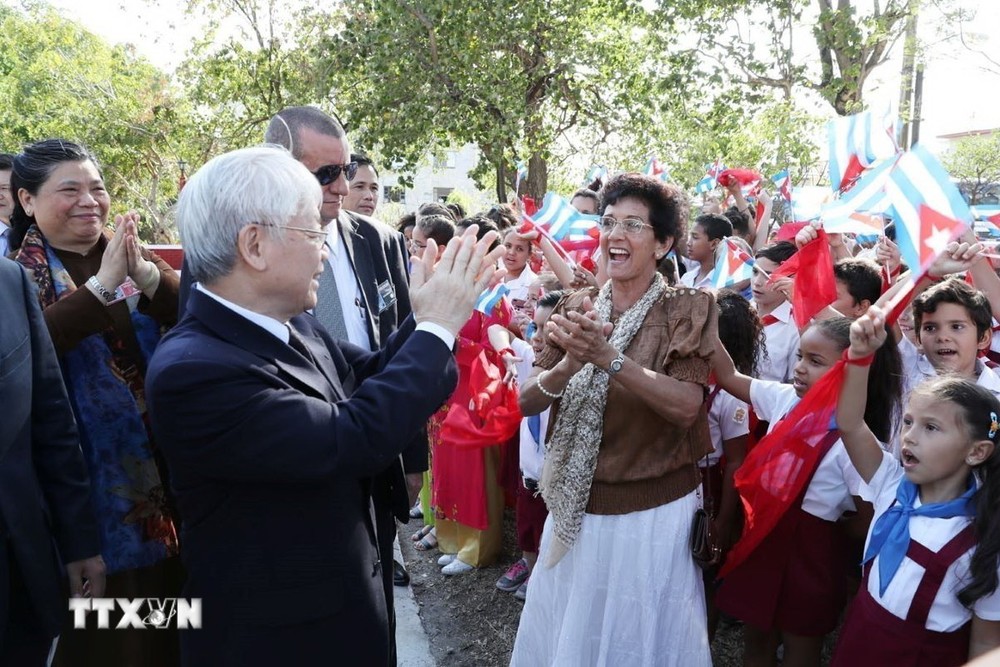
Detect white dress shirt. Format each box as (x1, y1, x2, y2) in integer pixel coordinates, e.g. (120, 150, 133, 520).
(323, 223, 372, 350)
(861, 452, 1000, 631)
(749, 379, 865, 521)
(196, 282, 455, 350)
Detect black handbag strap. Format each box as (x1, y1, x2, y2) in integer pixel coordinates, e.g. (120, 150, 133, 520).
(694, 385, 723, 516)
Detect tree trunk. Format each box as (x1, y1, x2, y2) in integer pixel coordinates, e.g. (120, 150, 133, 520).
(897, 0, 920, 148)
(526, 153, 548, 203)
(496, 160, 507, 203)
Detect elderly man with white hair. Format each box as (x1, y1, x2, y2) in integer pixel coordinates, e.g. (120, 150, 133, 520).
(145, 145, 501, 667)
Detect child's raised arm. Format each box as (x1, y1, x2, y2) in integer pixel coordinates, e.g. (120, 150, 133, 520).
(711, 324, 753, 404)
(837, 306, 889, 482)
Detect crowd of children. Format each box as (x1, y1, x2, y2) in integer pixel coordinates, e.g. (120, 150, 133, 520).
(396, 172, 1000, 666)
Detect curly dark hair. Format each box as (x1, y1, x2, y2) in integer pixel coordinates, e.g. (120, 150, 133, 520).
(599, 173, 687, 244)
(716, 289, 765, 376)
(483, 203, 518, 230)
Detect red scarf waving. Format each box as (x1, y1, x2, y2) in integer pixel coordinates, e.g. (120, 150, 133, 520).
(767, 228, 838, 329)
(721, 290, 912, 578)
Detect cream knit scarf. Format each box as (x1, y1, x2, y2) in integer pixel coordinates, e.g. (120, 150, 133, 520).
(540, 273, 666, 567)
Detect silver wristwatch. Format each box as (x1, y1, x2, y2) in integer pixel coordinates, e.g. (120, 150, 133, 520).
(605, 350, 625, 376)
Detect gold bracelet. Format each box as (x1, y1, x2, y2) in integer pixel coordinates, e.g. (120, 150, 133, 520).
(536, 370, 563, 399)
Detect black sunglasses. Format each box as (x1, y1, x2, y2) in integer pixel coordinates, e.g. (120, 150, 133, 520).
(312, 162, 359, 186)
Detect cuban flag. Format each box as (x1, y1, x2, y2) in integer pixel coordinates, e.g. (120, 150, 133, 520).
(885, 145, 973, 275)
(771, 170, 793, 202)
(790, 186, 832, 223)
(585, 165, 609, 185)
(711, 238, 756, 289)
(475, 283, 510, 315)
(828, 109, 901, 193)
(972, 206, 1000, 227)
(529, 193, 600, 251)
(643, 158, 671, 182)
(820, 157, 899, 235)
(695, 160, 727, 193)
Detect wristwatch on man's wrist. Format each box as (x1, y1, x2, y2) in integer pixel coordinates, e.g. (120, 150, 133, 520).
(605, 350, 625, 376)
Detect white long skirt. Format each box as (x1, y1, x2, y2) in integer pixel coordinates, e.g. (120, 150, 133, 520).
(509, 489, 711, 667)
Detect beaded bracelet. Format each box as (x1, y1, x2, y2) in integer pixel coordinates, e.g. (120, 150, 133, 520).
(536, 370, 563, 399)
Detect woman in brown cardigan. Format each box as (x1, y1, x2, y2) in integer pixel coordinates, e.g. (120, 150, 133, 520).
(510, 173, 715, 666)
(9, 139, 182, 666)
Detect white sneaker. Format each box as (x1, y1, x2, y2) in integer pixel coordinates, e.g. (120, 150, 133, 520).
(441, 558, 475, 576)
(437, 554, 457, 567)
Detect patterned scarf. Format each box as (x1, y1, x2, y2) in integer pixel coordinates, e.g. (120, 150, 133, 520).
(540, 274, 666, 566)
(14, 225, 178, 573)
(863, 476, 977, 596)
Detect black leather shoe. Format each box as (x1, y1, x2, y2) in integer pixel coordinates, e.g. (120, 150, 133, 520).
(393, 559, 410, 587)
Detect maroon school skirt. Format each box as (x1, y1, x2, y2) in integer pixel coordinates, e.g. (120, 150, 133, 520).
(831, 586, 969, 667)
(515, 479, 548, 554)
(715, 505, 847, 635)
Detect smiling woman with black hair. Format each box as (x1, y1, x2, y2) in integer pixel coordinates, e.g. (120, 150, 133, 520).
(9, 138, 182, 665)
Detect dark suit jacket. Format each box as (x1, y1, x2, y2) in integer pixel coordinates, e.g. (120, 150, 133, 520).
(145, 289, 457, 666)
(0, 258, 99, 638)
(330, 211, 426, 522)
(177, 212, 425, 521)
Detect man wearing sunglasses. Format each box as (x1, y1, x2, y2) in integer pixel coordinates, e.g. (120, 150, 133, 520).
(264, 106, 418, 664)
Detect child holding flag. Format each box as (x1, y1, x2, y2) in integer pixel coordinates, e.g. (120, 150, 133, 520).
(710, 315, 902, 666)
(831, 306, 1000, 665)
(682, 214, 733, 290)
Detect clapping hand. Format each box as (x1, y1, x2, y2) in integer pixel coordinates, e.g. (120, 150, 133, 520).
(66, 555, 106, 598)
(545, 296, 615, 368)
(120, 212, 159, 294)
(410, 226, 505, 336)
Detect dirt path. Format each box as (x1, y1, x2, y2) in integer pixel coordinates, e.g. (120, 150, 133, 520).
(398, 510, 828, 666)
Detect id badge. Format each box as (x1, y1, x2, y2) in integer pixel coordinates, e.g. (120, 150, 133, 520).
(376, 279, 396, 313)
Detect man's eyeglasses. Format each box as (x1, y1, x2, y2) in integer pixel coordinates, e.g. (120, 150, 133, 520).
(407, 238, 427, 253)
(312, 162, 359, 186)
(257, 222, 328, 248)
(599, 216, 653, 235)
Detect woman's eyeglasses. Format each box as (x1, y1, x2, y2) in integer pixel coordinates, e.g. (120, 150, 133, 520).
(599, 216, 653, 235)
(257, 222, 328, 248)
(312, 162, 359, 186)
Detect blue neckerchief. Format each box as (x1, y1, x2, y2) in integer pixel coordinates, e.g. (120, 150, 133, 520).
(863, 476, 977, 597)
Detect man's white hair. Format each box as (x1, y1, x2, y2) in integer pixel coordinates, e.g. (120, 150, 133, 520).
(177, 145, 323, 285)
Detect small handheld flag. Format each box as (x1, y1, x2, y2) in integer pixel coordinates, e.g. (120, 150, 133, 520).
(885, 144, 973, 276)
(711, 238, 756, 289)
(828, 109, 901, 193)
(771, 170, 793, 202)
(475, 283, 510, 315)
(643, 158, 671, 182)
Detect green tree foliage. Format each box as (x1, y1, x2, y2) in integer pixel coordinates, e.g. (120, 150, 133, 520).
(0, 3, 188, 240)
(943, 133, 1000, 205)
(324, 0, 716, 201)
(175, 0, 338, 157)
(690, 0, 912, 115)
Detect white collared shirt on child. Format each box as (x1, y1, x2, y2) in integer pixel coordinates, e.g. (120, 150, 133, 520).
(753, 300, 800, 384)
(858, 451, 1000, 631)
(750, 379, 866, 520)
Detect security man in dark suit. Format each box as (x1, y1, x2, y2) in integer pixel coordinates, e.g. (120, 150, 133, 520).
(146, 146, 500, 666)
(0, 256, 104, 664)
(263, 106, 423, 660)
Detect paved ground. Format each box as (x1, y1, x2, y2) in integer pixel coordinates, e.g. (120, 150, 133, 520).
(394, 537, 436, 667)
